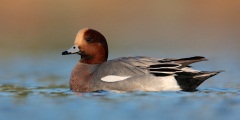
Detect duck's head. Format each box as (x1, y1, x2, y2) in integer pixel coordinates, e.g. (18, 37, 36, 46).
(62, 28, 108, 64)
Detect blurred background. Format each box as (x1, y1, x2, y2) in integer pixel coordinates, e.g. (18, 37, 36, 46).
(0, 0, 240, 120)
(0, 0, 239, 57)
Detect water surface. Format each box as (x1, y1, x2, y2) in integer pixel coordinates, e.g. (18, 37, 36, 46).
(0, 54, 240, 120)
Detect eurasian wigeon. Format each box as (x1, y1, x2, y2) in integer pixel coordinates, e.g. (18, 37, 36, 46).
(62, 28, 221, 92)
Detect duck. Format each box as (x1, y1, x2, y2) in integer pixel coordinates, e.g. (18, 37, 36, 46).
(62, 28, 221, 92)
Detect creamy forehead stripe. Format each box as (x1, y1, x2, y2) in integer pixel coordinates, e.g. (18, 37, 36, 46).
(75, 28, 90, 45)
(101, 75, 131, 82)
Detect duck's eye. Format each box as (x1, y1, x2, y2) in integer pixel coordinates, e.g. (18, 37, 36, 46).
(86, 37, 91, 42)
(73, 47, 76, 49)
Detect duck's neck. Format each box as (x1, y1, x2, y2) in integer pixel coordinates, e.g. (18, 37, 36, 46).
(69, 62, 99, 92)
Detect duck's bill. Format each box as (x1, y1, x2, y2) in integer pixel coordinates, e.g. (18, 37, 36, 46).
(62, 45, 81, 55)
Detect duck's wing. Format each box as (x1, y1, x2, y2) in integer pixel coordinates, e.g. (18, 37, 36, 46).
(147, 56, 207, 76)
(95, 56, 207, 78)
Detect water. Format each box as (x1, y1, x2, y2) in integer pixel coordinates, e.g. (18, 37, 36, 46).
(0, 53, 240, 120)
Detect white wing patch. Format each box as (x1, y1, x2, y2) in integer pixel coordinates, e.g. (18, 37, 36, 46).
(101, 75, 131, 82)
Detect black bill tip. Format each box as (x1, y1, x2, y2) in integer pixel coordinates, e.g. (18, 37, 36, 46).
(62, 51, 70, 55)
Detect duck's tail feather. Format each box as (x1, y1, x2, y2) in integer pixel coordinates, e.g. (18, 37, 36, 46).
(160, 56, 208, 68)
(175, 70, 223, 91)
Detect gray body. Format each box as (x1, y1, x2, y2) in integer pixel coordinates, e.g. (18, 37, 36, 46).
(70, 56, 221, 92)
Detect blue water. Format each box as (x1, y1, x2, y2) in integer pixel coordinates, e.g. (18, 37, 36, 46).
(0, 54, 240, 120)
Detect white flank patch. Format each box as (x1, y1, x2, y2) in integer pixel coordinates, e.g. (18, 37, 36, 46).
(101, 75, 131, 82)
(160, 76, 181, 91)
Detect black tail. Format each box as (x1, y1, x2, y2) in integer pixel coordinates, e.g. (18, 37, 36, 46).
(175, 71, 222, 91)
